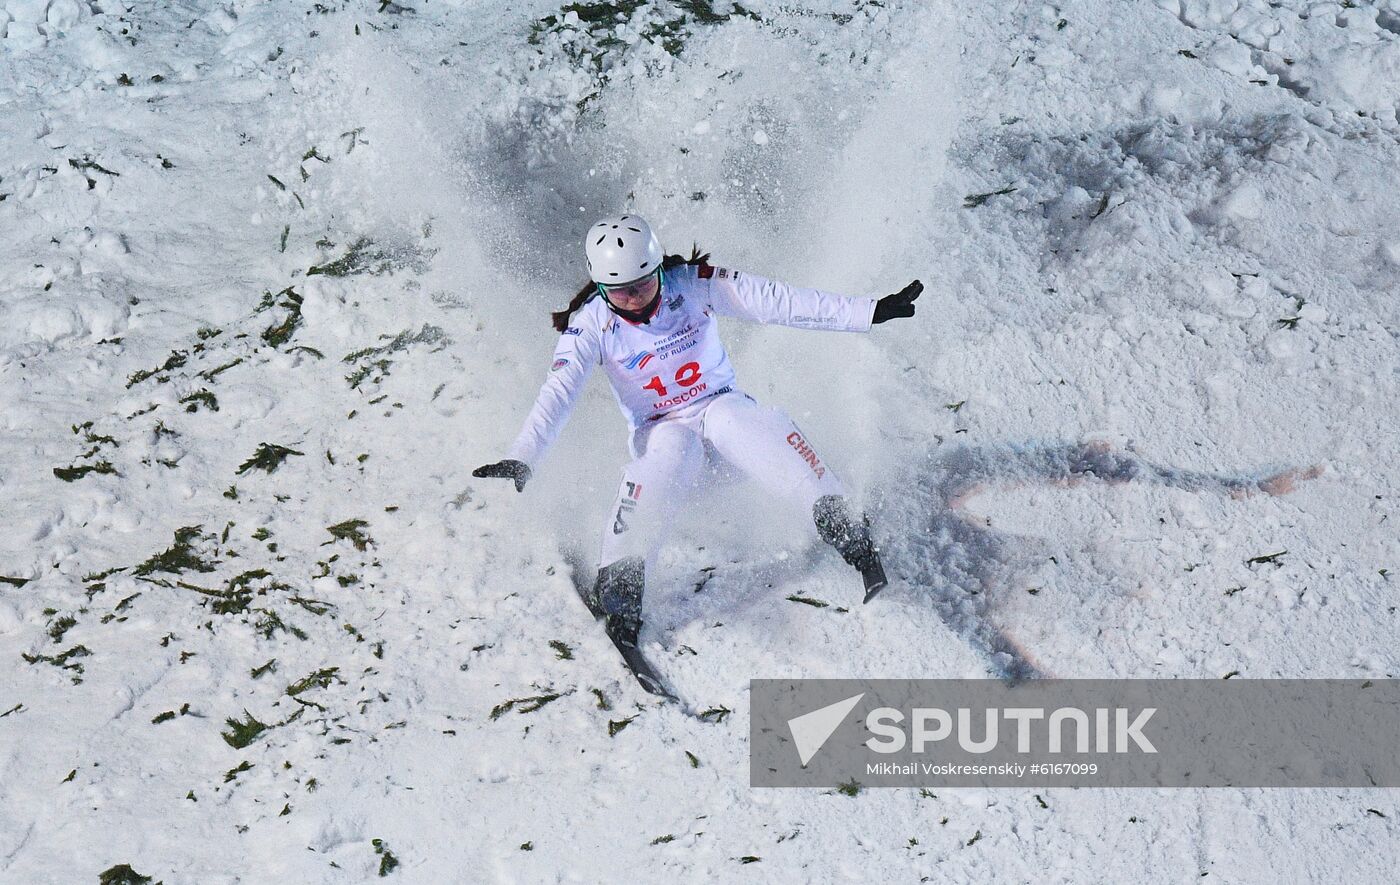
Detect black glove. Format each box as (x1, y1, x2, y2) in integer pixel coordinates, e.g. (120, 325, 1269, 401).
(872, 279, 923, 324)
(472, 459, 531, 492)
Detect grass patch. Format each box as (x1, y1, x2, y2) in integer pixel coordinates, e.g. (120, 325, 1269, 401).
(22, 644, 91, 682)
(221, 710, 269, 748)
(308, 236, 430, 278)
(342, 324, 450, 389)
(289, 593, 333, 616)
(963, 186, 1017, 208)
(236, 443, 305, 475)
(372, 838, 399, 876)
(152, 703, 190, 724)
(326, 519, 372, 551)
(134, 526, 218, 576)
(490, 691, 567, 720)
(286, 667, 341, 696)
(529, 0, 761, 102)
(697, 705, 731, 724)
(183, 569, 279, 616)
(180, 390, 219, 413)
(260, 287, 303, 347)
(255, 609, 309, 641)
(199, 357, 243, 381)
(98, 865, 155, 885)
(47, 615, 77, 643)
(127, 350, 188, 387)
(53, 461, 117, 482)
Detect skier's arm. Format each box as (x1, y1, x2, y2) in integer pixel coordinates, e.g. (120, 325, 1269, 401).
(704, 266, 878, 331)
(703, 267, 922, 331)
(479, 324, 600, 486)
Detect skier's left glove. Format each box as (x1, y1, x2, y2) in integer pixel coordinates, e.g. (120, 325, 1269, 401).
(472, 459, 531, 492)
(872, 279, 923, 324)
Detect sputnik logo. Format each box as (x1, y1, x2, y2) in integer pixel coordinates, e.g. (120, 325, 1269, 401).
(787, 693, 864, 767)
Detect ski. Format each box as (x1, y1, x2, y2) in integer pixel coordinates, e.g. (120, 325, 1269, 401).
(606, 634, 676, 700)
(860, 551, 889, 603)
(563, 548, 679, 701)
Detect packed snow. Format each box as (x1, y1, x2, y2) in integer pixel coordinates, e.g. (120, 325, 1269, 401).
(1, 0, 1398, 881)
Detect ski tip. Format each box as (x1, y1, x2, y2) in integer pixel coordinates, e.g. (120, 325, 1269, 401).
(637, 672, 675, 699)
(862, 581, 888, 604)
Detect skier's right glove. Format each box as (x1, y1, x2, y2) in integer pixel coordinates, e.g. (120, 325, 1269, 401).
(472, 459, 531, 492)
(872, 279, 923, 324)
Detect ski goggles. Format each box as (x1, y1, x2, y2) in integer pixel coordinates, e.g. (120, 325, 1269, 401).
(596, 266, 661, 301)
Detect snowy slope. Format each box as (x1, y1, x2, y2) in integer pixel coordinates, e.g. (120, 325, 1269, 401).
(2, 0, 1398, 882)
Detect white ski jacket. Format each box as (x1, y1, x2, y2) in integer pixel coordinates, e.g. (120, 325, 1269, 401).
(506, 262, 878, 467)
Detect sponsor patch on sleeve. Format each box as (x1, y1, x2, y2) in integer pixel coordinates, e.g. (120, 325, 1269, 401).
(697, 263, 715, 279)
(551, 358, 570, 372)
(562, 326, 582, 336)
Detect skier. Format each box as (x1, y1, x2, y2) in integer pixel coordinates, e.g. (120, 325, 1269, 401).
(473, 215, 921, 694)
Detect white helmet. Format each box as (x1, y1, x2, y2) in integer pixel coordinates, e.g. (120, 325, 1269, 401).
(585, 215, 664, 284)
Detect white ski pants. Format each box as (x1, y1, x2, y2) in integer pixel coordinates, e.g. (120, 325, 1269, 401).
(598, 392, 846, 570)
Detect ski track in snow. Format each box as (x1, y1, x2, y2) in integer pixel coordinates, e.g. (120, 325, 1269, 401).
(2, 0, 1399, 881)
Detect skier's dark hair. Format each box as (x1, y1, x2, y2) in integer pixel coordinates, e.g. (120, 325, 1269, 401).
(551, 245, 711, 332)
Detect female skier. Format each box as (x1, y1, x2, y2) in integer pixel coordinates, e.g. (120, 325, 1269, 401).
(473, 215, 921, 693)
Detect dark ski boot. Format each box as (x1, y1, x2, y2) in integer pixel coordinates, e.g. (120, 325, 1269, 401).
(814, 495, 888, 603)
(587, 557, 674, 698)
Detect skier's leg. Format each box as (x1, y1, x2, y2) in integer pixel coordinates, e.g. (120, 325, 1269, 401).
(702, 394, 886, 596)
(701, 393, 844, 505)
(591, 420, 704, 645)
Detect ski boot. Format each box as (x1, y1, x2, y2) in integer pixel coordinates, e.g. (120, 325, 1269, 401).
(587, 557, 673, 697)
(813, 495, 888, 603)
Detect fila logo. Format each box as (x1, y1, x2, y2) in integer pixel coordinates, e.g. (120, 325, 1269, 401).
(612, 482, 642, 534)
